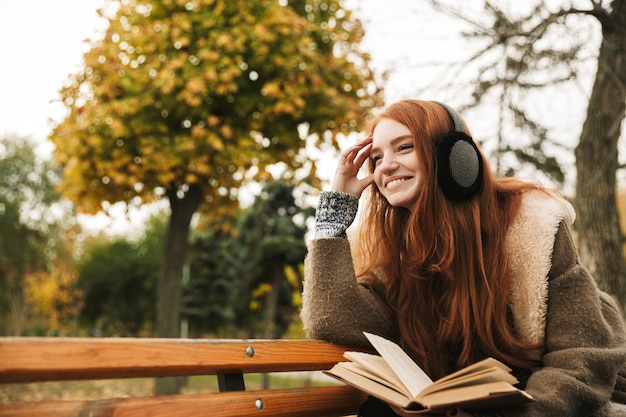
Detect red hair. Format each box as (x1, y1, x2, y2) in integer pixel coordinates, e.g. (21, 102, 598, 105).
(354, 100, 542, 378)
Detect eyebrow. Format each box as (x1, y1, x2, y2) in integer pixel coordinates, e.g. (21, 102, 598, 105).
(370, 134, 413, 154)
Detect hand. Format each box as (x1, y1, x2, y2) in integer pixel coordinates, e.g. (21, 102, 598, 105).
(331, 136, 375, 197)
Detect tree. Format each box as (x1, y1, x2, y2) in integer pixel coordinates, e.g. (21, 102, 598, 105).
(183, 218, 243, 336)
(0, 135, 71, 335)
(183, 180, 312, 339)
(75, 214, 165, 336)
(50, 0, 383, 355)
(22, 229, 83, 336)
(424, 0, 626, 308)
(237, 180, 311, 339)
(574, 0, 626, 302)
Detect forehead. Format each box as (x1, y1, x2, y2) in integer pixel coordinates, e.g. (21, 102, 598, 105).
(372, 118, 412, 146)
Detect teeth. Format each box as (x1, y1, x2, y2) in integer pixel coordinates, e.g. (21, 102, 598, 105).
(387, 178, 406, 188)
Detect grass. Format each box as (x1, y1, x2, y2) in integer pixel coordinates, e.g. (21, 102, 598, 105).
(0, 372, 336, 404)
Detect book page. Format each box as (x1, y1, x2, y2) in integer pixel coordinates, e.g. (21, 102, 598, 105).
(364, 332, 433, 398)
(324, 363, 418, 409)
(344, 352, 404, 386)
(343, 353, 412, 398)
(342, 361, 412, 398)
(417, 380, 525, 407)
(325, 362, 533, 414)
(419, 367, 517, 397)
(435, 357, 511, 385)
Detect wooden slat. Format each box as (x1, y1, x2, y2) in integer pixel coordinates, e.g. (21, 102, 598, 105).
(0, 338, 359, 383)
(0, 385, 367, 417)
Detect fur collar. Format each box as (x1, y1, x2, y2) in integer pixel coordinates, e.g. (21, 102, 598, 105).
(505, 189, 575, 353)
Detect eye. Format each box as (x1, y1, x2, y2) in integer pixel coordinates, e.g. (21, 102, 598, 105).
(399, 143, 414, 152)
(371, 155, 382, 170)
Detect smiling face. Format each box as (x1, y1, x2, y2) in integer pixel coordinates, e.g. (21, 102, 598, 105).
(370, 117, 424, 210)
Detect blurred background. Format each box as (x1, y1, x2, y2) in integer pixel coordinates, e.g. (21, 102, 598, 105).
(0, 0, 624, 392)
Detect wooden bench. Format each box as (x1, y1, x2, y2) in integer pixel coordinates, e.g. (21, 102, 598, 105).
(0, 337, 368, 417)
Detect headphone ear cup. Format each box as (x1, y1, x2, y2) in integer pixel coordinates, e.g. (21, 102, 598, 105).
(436, 131, 483, 201)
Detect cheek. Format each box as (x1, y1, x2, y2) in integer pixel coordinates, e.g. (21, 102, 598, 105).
(373, 170, 384, 190)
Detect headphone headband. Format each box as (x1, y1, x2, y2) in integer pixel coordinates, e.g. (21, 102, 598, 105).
(432, 101, 466, 134)
(432, 102, 483, 201)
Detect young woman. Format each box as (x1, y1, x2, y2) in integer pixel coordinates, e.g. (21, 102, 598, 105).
(301, 100, 626, 416)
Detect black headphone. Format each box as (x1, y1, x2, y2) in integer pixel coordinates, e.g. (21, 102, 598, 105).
(432, 102, 483, 201)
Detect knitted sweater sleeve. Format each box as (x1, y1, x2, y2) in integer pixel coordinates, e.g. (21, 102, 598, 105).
(301, 192, 399, 347)
(314, 191, 359, 239)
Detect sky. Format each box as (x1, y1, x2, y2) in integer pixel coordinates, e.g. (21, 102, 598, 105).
(0, 0, 468, 234)
(0, 0, 109, 149)
(0, 0, 465, 147)
(0, 0, 617, 234)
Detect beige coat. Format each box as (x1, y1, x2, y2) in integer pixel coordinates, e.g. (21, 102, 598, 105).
(301, 191, 626, 416)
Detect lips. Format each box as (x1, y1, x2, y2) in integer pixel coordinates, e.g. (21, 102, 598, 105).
(385, 177, 411, 189)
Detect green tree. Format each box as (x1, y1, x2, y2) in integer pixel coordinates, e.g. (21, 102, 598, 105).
(50, 0, 383, 360)
(76, 214, 166, 336)
(184, 181, 312, 338)
(424, 0, 626, 308)
(183, 218, 243, 336)
(237, 180, 311, 339)
(0, 135, 69, 335)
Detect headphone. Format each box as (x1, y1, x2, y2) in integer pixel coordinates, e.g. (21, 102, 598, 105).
(432, 102, 483, 201)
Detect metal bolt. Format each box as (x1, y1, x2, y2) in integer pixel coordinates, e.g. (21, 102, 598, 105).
(255, 399, 264, 410)
(246, 346, 254, 357)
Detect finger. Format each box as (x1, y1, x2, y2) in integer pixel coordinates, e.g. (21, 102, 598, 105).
(339, 143, 372, 173)
(339, 144, 363, 165)
(357, 135, 373, 146)
(353, 142, 372, 168)
(359, 173, 375, 187)
(353, 174, 375, 196)
(341, 136, 372, 160)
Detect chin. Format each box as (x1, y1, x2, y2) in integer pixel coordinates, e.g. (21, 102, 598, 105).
(387, 199, 414, 209)
(386, 193, 419, 210)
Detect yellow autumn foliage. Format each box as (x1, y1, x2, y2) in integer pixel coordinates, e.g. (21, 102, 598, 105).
(50, 0, 383, 221)
(23, 265, 83, 335)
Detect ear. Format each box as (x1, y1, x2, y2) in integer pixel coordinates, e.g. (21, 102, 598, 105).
(436, 131, 483, 201)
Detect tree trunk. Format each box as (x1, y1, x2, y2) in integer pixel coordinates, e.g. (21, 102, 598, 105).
(155, 183, 202, 395)
(262, 270, 282, 340)
(574, 1, 626, 310)
(261, 265, 282, 389)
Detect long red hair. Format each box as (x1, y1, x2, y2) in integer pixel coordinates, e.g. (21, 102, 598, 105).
(354, 100, 542, 378)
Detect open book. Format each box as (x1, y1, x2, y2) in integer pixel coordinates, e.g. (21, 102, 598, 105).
(324, 332, 534, 414)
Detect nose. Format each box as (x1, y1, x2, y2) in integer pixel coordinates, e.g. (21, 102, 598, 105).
(376, 154, 399, 174)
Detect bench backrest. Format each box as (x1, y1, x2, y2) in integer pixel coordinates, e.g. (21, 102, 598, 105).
(0, 337, 368, 417)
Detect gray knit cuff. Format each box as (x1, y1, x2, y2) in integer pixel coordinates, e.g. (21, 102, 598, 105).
(314, 191, 359, 239)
